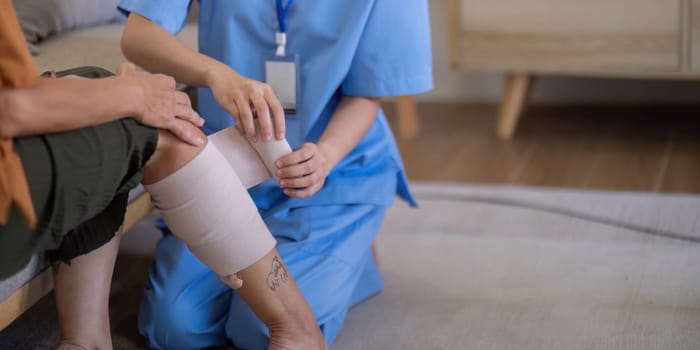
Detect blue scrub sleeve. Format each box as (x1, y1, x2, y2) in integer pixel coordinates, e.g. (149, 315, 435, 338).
(341, 0, 434, 97)
(118, 0, 192, 35)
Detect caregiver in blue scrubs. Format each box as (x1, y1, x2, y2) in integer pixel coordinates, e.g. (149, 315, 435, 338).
(119, 1, 433, 348)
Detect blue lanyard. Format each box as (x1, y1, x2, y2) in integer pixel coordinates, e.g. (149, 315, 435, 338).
(275, 0, 294, 33)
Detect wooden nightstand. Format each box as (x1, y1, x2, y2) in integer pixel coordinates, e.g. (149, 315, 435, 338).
(448, 0, 700, 139)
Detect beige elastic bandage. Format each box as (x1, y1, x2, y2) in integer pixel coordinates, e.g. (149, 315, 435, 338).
(144, 128, 292, 289)
(208, 127, 291, 187)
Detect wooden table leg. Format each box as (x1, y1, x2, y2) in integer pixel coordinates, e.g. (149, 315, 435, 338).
(396, 95, 420, 140)
(497, 73, 532, 140)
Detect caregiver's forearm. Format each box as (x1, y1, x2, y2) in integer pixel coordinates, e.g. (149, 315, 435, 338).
(121, 13, 227, 88)
(317, 95, 380, 169)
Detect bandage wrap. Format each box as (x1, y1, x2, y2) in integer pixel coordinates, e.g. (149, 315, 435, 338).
(144, 132, 290, 289)
(209, 127, 292, 187)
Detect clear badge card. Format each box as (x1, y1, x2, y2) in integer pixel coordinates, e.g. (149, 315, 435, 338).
(264, 53, 300, 115)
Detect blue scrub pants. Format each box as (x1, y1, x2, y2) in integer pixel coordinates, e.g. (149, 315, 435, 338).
(137, 203, 386, 350)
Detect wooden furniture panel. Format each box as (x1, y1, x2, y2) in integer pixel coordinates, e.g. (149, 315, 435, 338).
(446, 0, 700, 139)
(0, 268, 52, 331)
(396, 96, 420, 140)
(454, 0, 681, 74)
(693, 0, 700, 70)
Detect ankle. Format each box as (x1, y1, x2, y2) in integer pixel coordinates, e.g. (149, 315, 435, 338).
(267, 311, 313, 334)
(56, 341, 89, 350)
(57, 336, 111, 350)
(268, 320, 327, 350)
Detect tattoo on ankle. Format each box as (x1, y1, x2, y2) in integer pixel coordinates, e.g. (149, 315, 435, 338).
(266, 256, 289, 291)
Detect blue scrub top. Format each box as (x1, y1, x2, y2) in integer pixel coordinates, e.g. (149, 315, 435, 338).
(119, 0, 433, 210)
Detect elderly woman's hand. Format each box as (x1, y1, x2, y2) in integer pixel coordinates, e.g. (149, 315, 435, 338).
(118, 62, 205, 146)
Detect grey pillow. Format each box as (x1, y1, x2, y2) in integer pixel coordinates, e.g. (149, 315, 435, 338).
(12, 0, 125, 54)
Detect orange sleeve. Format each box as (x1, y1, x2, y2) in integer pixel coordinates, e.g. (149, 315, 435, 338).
(0, 0, 40, 89)
(0, 0, 39, 227)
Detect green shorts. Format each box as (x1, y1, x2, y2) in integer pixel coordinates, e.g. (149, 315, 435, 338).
(0, 67, 158, 279)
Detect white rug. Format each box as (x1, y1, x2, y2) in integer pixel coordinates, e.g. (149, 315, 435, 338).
(333, 183, 700, 350)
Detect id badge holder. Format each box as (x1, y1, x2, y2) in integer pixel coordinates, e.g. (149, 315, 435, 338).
(264, 53, 300, 116)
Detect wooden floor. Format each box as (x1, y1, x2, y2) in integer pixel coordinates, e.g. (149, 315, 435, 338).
(384, 103, 700, 193)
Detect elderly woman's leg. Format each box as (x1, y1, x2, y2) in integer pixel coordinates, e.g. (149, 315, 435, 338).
(142, 127, 326, 349)
(54, 233, 122, 350)
(54, 124, 325, 349)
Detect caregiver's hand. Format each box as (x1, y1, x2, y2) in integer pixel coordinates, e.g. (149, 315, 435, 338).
(276, 143, 330, 198)
(204, 65, 285, 143)
(117, 62, 205, 146)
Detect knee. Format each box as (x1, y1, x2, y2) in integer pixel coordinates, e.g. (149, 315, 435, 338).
(156, 125, 207, 158)
(142, 126, 207, 184)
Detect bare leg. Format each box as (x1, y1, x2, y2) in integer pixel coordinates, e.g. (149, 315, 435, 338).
(236, 250, 328, 350)
(54, 124, 325, 350)
(144, 126, 326, 349)
(52, 127, 197, 350)
(54, 231, 122, 350)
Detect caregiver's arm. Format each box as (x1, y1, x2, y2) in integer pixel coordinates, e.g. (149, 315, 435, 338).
(276, 96, 380, 198)
(121, 13, 285, 142)
(0, 71, 204, 145)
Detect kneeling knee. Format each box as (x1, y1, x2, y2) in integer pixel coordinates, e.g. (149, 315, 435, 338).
(139, 294, 225, 349)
